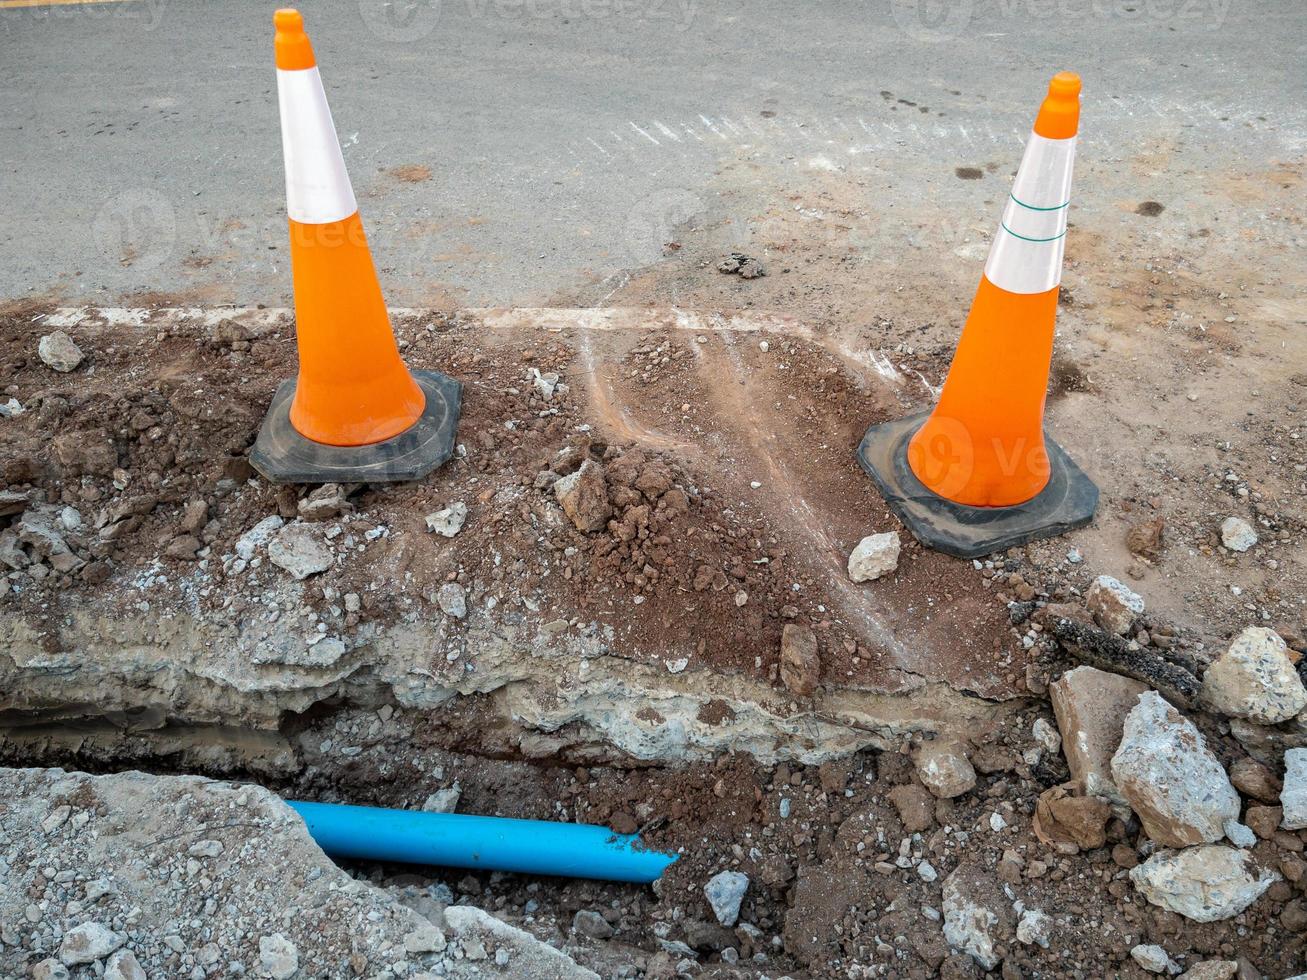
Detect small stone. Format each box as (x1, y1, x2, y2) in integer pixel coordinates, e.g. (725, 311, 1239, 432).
(258, 933, 300, 980)
(33, 961, 70, 980)
(941, 866, 1011, 971)
(1229, 757, 1282, 803)
(1202, 627, 1307, 723)
(572, 909, 614, 939)
(235, 515, 284, 560)
(916, 740, 976, 799)
(59, 922, 124, 965)
(179, 498, 209, 534)
(38, 331, 84, 372)
(1220, 517, 1257, 552)
(105, 949, 147, 980)
(1033, 784, 1110, 851)
(1016, 909, 1051, 948)
(425, 501, 468, 537)
(1086, 575, 1145, 635)
(297, 483, 351, 522)
(1111, 691, 1240, 847)
(422, 786, 461, 813)
(437, 583, 468, 619)
(165, 534, 202, 560)
(1129, 845, 1278, 922)
(187, 839, 224, 858)
(847, 532, 900, 582)
(1179, 963, 1238, 980)
(1031, 717, 1061, 756)
(404, 925, 447, 953)
(554, 459, 611, 533)
(704, 870, 749, 927)
(1223, 819, 1256, 849)
(267, 523, 332, 580)
(779, 624, 820, 697)
(887, 783, 936, 833)
(1283, 748, 1307, 831)
(1245, 805, 1281, 840)
(1130, 943, 1179, 974)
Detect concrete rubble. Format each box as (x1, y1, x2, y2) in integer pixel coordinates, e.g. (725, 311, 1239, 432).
(1111, 692, 1241, 848)
(1049, 665, 1148, 809)
(847, 531, 900, 583)
(1129, 845, 1279, 923)
(0, 767, 602, 980)
(1201, 626, 1307, 724)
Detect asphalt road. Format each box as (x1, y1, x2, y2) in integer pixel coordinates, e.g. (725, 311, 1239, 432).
(1, 0, 1304, 306)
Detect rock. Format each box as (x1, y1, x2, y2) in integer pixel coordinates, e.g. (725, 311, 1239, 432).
(1245, 805, 1281, 839)
(422, 786, 461, 813)
(554, 460, 611, 533)
(1033, 784, 1111, 851)
(1050, 666, 1149, 809)
(1223, 819, 1256, 848)
(235, 515, 285, 560)
(165, 534, 201, 560)
(267, 523, 332, 580)
(1283, 748, 1307, 830)
(1015, 909, 1051, 948)
(1228, 756, 1282, 803)
(1127, 518, 1165, 559)
(1202, 627, 1307, 723)
(444, 904, 599, 979)
(915, 740, 976, 799)
(887, 782, 936, 833)
(32, 961, 69, 980)
(847, 532, 900, 582)
(1111, 691, 1240, 847)
(403, 924, 447, 953)
(38, 331, 84, 372)
(572, 909, 614, 939)
(704, 870, 749, 927)
(1130, 944, 1179, 974)
(1086, 575, 1145, 635)
(1129, 845, 1279, 922)
(298, 483, 351, 522)
(1220, 516, 1257, 552)
(437, 583, 467, 619)
(779, 624, 820, 697)
(59, 922, 124, 965)
(425, 501, 468, 537)
(1179, 963, 1238, 980)
(105, 949, 147, 980)
(179, 498, 209, 534)
(941, 866, 1012, 971)
(259, 933, 299, 979)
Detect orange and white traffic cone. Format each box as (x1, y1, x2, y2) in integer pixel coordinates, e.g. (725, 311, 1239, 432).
(252, 8, 460, 483)
(857, 73, 1097, 557)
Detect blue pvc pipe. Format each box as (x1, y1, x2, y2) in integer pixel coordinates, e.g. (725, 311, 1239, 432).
(287, 801, 678, 884)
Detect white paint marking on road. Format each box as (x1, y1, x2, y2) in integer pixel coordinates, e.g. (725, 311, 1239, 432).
(698, 115, 727, 140)
(681, 123, 704, 142)
(718, 116, 745, 136)
(629, 121, 660, 145)
(585, 137, 610, 157)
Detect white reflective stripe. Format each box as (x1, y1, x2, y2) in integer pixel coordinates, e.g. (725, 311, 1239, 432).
(276, 67, 357, 225)
(984, 133, 1076, 294)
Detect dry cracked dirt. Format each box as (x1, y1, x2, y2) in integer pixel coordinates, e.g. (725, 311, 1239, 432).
(2, 149, 1306, 979)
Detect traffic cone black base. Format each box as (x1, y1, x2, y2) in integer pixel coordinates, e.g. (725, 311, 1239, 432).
(251, 369, 462, 484)
(856, 412, 1098, 559)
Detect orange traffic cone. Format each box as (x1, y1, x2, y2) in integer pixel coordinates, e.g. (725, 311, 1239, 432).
(252, 9, 460, 483)
(857, 73, 1097, 558)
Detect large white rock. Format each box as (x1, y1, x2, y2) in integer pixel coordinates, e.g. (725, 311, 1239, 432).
(38, 331, 84, 373)
(1202, 627, 1307, 724)
(1220, 516, 1258, 552)
(1086, 575, 1145, 635)
(267, 524, 333, 580)
(703, 870, 749, 927)
(1129, 845, 1278, 922)
(1130, 943, 1178, 974)
(1110, 692, 1240, 847)
(915, 740, 976, 799)
(847, 532, 900, 582)
(59, 922, 124, 965)
(425, 501, 468, 538)
(942, 867, 1011, 970)
(1283, 748, 1307, 831)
